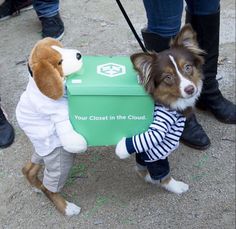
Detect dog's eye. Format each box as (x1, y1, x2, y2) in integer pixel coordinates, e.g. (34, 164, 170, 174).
(184, 64, 193, 74)
(162, 73, 174, 85)
(76, 53, 82, 60)
(58, 59, 63, 65)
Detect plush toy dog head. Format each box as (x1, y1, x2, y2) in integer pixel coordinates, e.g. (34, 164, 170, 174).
(28, 37, 83, 100)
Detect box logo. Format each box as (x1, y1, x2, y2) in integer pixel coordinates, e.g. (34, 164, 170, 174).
(97, 63, 126, 77)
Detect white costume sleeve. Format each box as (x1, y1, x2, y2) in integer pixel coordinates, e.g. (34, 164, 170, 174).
(38, 97, 87, 153)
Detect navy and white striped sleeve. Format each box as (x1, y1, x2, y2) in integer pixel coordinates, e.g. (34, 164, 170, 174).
(125, 108, 175, 154)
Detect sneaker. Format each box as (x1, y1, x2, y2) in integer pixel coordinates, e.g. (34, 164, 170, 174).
(0, 0, 33, 21)
(0, 106, 14, 148)
(40, 13, 64, 40)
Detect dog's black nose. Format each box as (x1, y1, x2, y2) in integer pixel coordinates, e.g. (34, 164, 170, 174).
(184, 85, 195, 95)
(76, 52, 82, 60)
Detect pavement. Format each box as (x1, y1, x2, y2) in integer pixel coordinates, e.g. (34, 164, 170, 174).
(0, 0, 235, 228)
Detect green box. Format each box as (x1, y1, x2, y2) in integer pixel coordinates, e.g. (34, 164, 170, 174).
(66, 56, 154, 146)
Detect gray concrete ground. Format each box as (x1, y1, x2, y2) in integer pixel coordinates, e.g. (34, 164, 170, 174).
(0, 0, 235, 228)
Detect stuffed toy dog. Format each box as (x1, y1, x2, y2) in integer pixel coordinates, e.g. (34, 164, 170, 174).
(16, 37, 87, 216)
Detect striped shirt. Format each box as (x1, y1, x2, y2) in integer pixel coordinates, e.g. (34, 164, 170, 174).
(125, 103, 186, 162)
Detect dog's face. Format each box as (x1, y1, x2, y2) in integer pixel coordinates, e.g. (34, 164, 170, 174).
(51, 45, 83, 76)
(29, 37, 82, 100)
(131, 24, 204, 111)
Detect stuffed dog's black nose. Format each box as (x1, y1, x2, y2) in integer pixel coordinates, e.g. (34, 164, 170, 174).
(76, 53, 82, 60)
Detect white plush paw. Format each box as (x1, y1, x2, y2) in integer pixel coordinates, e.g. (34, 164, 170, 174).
(65, 201, 81, 216)
(62, 132, 87, 154)
(161, 177, 189, 194)
(115, 137, 130, 159)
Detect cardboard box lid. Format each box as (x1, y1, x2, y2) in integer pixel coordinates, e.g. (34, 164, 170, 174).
(66, 56, 148, 96)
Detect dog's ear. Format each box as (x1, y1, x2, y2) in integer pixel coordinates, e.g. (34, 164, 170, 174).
(170, 24, 205, 55)
(130, 52, 158, 94)
(31, 60, 64, 100)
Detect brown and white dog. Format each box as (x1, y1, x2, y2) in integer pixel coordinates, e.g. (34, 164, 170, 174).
(16, 38, 87, 215)
(133, 25, 204, 113)
(116, 24, 204, 194)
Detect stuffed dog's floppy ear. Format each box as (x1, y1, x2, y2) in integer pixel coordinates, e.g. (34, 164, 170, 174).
(130, 52, 157, 94)
(32, 60, 64, 100)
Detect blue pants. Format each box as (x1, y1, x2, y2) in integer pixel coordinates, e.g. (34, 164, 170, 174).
(136, 153, 170, 180)
(143, 0, 220, 37)
(33, 0, 59, 18)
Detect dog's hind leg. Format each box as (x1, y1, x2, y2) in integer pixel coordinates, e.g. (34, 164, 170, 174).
(41, 185, 81, 216)
(22, 162, 80, 215)
(22, 162, 43, 190)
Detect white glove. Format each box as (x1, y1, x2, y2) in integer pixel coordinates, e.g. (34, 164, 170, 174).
(60, 131, 87, 153)
(56, 120, 87, 153)
(115, 137, 130, 159)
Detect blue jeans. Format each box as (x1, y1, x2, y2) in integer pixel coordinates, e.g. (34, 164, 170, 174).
(143, 0, 220, 37)
(33, 0, 59, 18)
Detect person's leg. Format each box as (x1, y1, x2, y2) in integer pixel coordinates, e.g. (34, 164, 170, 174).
(185, 0, 236, 124)
(0, 101, 14, 148)
(186, 0, 219, 15)
(141, 0, 210, 150)
(33, 0, 58, 18)
(143, 0, 183, 37)
(0, 0, 32, 20)
(33, 0, 64, 40)
(142, 0, 183, 51)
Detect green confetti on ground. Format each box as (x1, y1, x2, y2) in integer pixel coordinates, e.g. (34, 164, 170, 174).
(194, 154, 209, 168)
(85, 196, 110, 218)
(91, 154, 101, 163)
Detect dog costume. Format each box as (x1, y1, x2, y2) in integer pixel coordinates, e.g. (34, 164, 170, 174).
(120, 103, 185, 181)
(16, 38, 87, 193)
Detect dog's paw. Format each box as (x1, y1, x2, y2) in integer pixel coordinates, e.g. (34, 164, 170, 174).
(161, 177, 189, 194)
(65, 201, 81, 216)
(115, 137, 130, 159)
